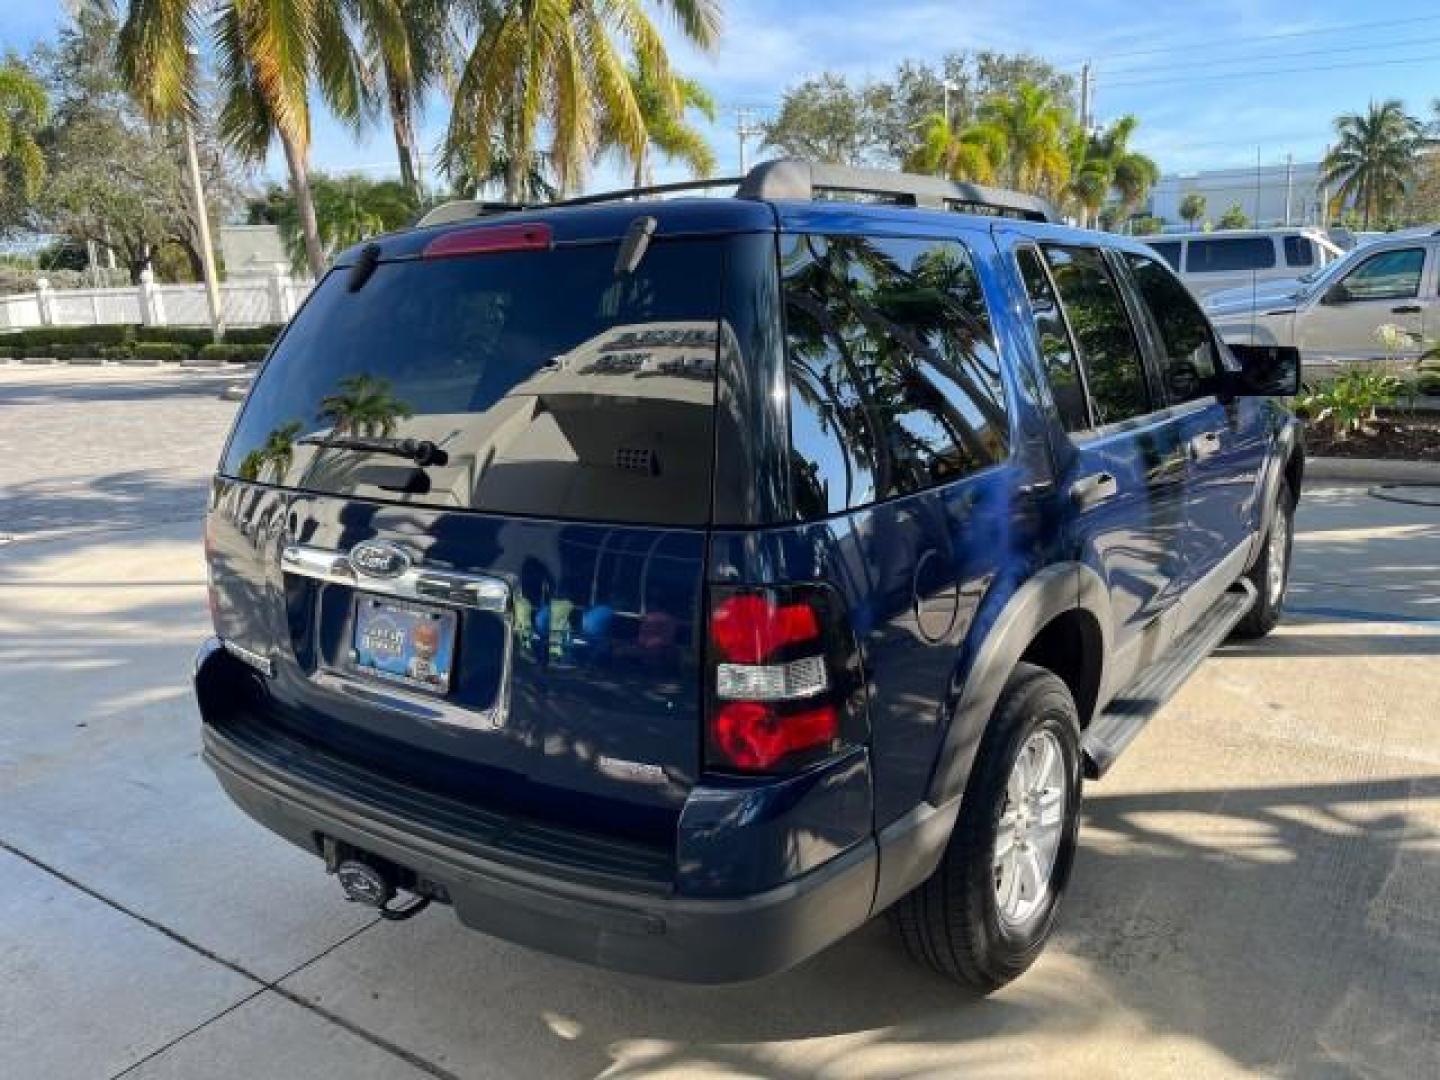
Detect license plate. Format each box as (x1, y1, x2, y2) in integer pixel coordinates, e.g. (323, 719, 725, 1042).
(352, 595, 457, 693)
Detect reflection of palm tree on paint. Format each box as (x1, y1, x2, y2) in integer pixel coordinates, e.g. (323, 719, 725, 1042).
(237, 421, 302, 483)
(318, 374, 413, 437)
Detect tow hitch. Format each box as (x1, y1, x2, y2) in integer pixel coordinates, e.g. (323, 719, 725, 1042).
(323, 837, 432, 921)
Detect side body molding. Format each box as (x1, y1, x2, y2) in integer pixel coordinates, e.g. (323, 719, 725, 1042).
(926, 562, 1112, 807)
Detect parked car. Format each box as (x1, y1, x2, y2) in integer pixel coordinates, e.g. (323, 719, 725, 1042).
(1144, 228, 1344, 299)
(195, 159, 1303, 992)
(1206, 229, 1440, 370)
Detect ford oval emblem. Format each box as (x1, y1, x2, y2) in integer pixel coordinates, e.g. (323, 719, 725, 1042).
(349, 540, 412, 579)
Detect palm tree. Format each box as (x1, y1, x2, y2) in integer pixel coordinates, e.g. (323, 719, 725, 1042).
(319, 373, 413, 437)
(602, 56, 716, 187)
(1065, 115, 1158, 230)
(0, 60, 48, 205)
(974, 83, 1071, 196)
(1322, 100, 1423, 230)
(269, 174, 418, 274)
(443, 0, 721, 201)
(117, 0, 374, 279)
(350, 0, 454, 198)
(904, 113, 1004, 184)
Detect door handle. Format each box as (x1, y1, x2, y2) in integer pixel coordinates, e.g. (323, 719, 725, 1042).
(1189, 430, 1222, 460)
(1390, 304, 1422, 314)
(1070, 471, 1118, 509)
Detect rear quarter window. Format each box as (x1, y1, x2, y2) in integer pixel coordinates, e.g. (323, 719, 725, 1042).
(222, 238, 728, 526)
(781, 233, 1008, 518)
(1187, 237, 1277, 274)
(1284, 235, 1315, 267)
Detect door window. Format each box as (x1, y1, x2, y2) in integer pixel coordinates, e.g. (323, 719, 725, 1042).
(1016, 246, 1089, 432)
(782, 234, 1009, 518)
(1335, 247, 1425, 301)
(1043, 246, 1151, 426)
(1124, 253, 1222, 404)
(1147, 241, 1182, 271)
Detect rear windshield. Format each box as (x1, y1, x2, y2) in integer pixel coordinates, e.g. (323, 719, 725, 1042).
(222, 238, 727, 525)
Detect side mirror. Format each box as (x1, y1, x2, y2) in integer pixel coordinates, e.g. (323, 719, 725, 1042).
(1224, 344, 1301, 397)
(1321, 282, 1351, 305)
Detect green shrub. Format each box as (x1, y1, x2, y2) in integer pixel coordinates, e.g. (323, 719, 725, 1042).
(224, 324, 284, 345)
(0, 343, 18, 360)
(15, 325, 133, 348)
(197, 342, 269, 364)
(132, 341, 192, 363)
(134, 325, 213, 349)
(1295, 369, 1403, 438)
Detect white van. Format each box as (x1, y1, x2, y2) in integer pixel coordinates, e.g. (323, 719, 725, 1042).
(1143, 228, 1344, 299)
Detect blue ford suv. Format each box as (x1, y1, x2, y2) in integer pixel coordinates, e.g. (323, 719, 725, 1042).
(196, 160, 1303, 991)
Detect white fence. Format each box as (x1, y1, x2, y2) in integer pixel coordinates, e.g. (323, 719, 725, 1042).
(0, 269, 312, 332)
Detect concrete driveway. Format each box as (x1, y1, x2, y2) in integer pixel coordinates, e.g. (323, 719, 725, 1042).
(2, 366, 1438, 1079)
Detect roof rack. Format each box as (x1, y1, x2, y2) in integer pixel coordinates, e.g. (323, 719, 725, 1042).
(736, 159, 1058, 222)
(415, 158, 1057, 227)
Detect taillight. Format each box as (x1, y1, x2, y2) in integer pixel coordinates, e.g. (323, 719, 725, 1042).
(704, 585, 863, 774)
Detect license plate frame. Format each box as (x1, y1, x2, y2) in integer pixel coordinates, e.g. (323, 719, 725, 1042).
(351, 594, 458, 695)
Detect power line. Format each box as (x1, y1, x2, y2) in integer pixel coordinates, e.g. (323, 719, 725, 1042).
(1100, 32, 1440, 77)
(1065, 13, 1440, 65)
(1102, 49, 1440, 90)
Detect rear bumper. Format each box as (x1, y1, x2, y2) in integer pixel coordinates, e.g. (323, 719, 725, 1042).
(202, 701, 879, 984)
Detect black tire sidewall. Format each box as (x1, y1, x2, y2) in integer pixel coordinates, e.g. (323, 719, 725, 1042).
(952, 668, 1083, 983)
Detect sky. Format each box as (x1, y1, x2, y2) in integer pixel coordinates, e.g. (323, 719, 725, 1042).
(6, 0, 1440, 194)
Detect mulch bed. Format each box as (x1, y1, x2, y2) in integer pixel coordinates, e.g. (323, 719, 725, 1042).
(1304, 413, 1440, 461)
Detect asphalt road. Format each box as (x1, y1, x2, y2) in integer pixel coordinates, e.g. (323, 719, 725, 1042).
(2, 365, 1438, 1079)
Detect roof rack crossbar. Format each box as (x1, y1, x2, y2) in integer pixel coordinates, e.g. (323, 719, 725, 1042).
(415, 158, 1057, 226)
(736, 159, 1058, 222)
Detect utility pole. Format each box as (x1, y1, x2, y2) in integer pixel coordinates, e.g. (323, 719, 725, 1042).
(1283, 153, 1293, 227)
(736, 108, 764, 174)
(942, 79, 958, 129)
(1079, 62, 1092, 133)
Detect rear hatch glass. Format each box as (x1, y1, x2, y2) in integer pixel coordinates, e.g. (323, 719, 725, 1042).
(223, 238, 725, 525)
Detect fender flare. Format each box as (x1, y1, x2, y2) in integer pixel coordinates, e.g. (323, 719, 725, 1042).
(925, 561, 1112, 806)
(1250, 419, 1303, 570)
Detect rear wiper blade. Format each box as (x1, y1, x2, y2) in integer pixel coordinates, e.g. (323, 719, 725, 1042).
(299, 433, 448, 467)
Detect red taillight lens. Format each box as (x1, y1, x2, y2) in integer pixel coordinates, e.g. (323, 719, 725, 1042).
(704, 585, 862, 774)
(710, 594, 821, 664)
(713, 702, 839, 771)
(422, 223, 552, 259)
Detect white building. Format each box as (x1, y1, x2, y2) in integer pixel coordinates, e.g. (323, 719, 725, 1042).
(1146, 162, 1326, 231)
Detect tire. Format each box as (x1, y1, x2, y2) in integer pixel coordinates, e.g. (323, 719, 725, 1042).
(1232, 478, 1295, 640)
(890, 662, 1082, 992)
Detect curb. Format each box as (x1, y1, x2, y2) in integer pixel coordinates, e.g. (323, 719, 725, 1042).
(1306, 456, 1440, 483)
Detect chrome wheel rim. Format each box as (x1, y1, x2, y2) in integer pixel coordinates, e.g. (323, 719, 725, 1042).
(1267, 505, 1290, 606)
(994, 730, 1067, 928)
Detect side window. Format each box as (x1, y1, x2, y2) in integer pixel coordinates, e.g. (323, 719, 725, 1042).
(1284, 235, 1315, 268)
(1336, 248, 1425, 301)
(1187, 237, 1277, 274)
(1148, 241, 1182, 271)
(1124, 253, 1222, 404)
(1042, 246, 1150, 426)
(782, 234, 1009, 518)
(1016, 246, 1089, 432)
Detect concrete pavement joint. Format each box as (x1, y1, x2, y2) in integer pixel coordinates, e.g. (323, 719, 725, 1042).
(0, 838, 457, 1080)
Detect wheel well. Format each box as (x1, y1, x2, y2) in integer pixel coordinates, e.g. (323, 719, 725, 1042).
(1018, 608, 1104, 728)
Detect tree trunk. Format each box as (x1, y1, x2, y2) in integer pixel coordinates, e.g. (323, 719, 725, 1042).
(388, 80, 420, 197)
(279, 127, 327, 278)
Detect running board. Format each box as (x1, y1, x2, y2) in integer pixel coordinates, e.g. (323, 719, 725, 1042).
(1082, 581, 1257, 780)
